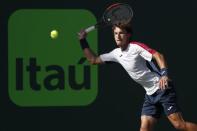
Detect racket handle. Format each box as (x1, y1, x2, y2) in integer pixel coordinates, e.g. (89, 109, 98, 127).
(85, 25, 96, 33)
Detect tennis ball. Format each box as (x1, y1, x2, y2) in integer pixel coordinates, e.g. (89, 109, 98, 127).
(50, 30, 58, 39)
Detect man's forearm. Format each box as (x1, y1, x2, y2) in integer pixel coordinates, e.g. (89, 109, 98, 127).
(153, 52, 168, 76)
(80, 38, 98, 64)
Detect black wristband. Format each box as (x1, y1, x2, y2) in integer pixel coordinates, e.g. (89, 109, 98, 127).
(160, 68, 168, 76)
(80, 38, 89, 50)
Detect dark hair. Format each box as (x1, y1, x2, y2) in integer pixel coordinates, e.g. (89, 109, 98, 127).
(112, 23, 133, 35)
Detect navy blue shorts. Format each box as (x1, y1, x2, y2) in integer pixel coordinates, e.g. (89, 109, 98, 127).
(141, 85, 181, 118)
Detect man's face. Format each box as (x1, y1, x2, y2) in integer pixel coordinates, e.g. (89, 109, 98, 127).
(113, 26, 130, 47)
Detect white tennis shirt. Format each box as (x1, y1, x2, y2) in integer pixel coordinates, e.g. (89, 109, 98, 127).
(100, 41, 160, 95)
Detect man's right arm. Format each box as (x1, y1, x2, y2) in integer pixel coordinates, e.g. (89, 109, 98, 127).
(78, 30, 104, 65)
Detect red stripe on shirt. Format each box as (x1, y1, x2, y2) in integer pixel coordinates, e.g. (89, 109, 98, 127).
(131, 41, 156, 54)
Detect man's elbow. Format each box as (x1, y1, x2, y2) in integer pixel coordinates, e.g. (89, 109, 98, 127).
(154, 51, 164, 59)
(88, 58, 97, 65)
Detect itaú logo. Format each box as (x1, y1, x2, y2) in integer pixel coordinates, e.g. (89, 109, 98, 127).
(8, 9, 98, 106)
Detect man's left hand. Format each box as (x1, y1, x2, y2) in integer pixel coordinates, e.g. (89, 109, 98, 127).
(159, 76, 169, 90)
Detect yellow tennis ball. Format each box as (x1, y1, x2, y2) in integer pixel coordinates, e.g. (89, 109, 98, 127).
(50, 30, 58, 39)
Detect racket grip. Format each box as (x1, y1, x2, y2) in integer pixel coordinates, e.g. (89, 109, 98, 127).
(85, 26, 96, 33)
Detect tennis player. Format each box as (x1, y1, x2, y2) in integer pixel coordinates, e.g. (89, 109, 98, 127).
(78, 24, 197, 131)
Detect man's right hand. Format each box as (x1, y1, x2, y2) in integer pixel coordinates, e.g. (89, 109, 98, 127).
(78, 29, 87, 40)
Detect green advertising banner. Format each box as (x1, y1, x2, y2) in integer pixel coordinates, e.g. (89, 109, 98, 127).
(8, 9, 98, 106)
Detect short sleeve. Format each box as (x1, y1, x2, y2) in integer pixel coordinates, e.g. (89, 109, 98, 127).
(132, 42, 156, 61)
(99, 49, 118, 63)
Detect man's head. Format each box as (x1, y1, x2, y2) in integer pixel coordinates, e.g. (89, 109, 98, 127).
(112, 24, 133, 49)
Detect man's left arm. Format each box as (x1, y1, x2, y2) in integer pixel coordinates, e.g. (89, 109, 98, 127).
(152, 51, 169, 90)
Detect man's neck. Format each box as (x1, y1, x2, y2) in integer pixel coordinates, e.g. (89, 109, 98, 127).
(120, 43, 129, 51)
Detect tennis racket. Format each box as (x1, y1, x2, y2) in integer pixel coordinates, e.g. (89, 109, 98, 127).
(85, 3, 134, 33)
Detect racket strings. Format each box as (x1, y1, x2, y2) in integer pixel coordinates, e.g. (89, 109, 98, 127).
(103, 4, 133, 26)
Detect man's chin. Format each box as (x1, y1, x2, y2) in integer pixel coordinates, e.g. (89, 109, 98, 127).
(116, 44, 121, 47)
(116, 42, 122, 47)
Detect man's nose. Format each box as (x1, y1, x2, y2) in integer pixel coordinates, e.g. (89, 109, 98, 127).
(117, 34, 120, 38)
